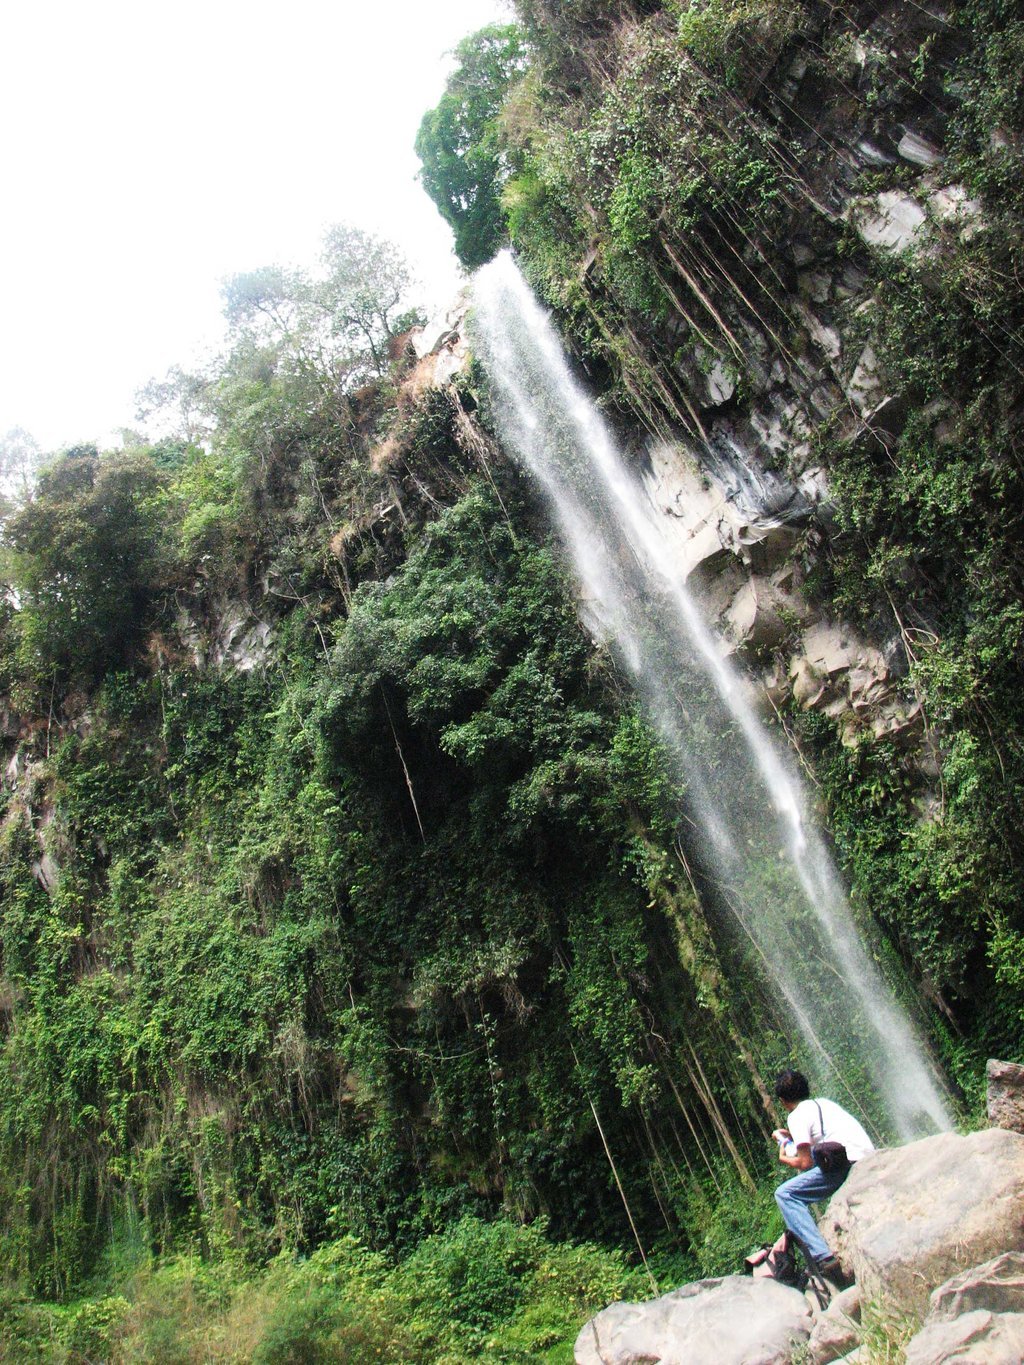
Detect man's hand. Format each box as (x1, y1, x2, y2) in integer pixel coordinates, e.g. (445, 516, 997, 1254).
(779, 1142, 814, 1171)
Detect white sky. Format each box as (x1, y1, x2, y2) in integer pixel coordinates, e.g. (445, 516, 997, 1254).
(0, 0, 510, 450)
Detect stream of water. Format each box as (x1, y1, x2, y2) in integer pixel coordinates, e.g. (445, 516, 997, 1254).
(472, 250, 951, 1140)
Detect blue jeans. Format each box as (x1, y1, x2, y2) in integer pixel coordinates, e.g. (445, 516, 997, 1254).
(774, 1164, 849, 1262)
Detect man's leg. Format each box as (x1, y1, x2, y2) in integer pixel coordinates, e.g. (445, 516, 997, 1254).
(774, 1165, 847, 1263)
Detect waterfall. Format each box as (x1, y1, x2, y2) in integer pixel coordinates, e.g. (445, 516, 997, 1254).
(472, 250, 951, 1140)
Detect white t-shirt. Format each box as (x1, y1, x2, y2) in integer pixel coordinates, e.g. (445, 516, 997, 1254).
(787, 1097, 875, 1162)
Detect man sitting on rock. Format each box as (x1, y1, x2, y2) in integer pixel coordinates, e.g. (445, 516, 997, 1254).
(773, 1068, 875, 1285)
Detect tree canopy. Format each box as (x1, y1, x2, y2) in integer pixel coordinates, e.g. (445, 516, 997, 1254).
(415, 24, 529, 270)
(221, 222, 421, 391)
(2, 447, 167, 688)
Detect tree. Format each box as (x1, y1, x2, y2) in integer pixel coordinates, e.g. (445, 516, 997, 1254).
(0, 428, 41, 521)
(319, 225, 421, 375)
(2, 447, 168, 689)
(221, 224, 420, 391)
(415, 25, 529, 271)
(134, 366, 215, 448)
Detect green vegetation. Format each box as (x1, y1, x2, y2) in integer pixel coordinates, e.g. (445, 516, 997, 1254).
(415, 25, 529, 270)
(0, 1217, 644, 1362)
(414, 0, 1024, 1085)
(3, 448, 167, 691)
(1, 217, 787, 1354)
(801, 5, 1024, 1089)
(418, 6, 805, 430)
(2, 0, 1023, 1355)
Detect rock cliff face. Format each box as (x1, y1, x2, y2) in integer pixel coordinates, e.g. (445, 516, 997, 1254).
(638, 437, 921, 749)
(1, 0, 1020, 1329)
(590, 0, 985, 757)
(151, 303, 478, 684)
(509, 1, 997, 707)
(495, 0, 1024, 1045)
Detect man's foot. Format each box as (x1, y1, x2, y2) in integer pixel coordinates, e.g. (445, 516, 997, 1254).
(815, 1255, 853, 1290)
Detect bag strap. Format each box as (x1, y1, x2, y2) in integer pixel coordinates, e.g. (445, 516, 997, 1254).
(814, 1100, 825, 1144)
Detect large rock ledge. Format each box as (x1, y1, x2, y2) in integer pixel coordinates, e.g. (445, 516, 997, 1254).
(575, 1275, 812, 1365)
(820, 1127, 1024, 1318)
(576, 1121, 1024, 1364)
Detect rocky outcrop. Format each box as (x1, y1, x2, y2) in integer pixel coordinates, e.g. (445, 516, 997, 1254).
(926, 1252, 1024, 1321)
(562, 0, 995, 783)
(574, 1275, 812, 1365)
(805, 1285, 861, 1365)
(820, 1128, 1024, 1317)
(905, 1309, 1024, 1363)
(577, 1125, 1024, 1362)
(175, 598, 274, 674)
(640, 443, 916, 745)
(904, 1253, 1024, 1364)
(410, 294, 472, 388)
(987, 1059, 1024, 1134)
(849, 189, 928, 253)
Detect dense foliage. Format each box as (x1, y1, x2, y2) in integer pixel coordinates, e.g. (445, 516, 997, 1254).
(1, 222, 790, 1357)
(415, 25, 529, 269)
(3, 1, 1024, 1355)
(3, 448, 167, 690)
(415, 0, 1024, 1081)
(0, 1217, 646, 1362)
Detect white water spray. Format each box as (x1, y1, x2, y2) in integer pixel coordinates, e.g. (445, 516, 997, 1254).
(473, 251, 951, 1139)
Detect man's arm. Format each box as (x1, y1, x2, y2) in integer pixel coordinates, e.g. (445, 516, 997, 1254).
(779, 1142, 813, 1171)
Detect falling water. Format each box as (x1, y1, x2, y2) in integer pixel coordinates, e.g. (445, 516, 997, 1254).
(472, 251, 951, 1140)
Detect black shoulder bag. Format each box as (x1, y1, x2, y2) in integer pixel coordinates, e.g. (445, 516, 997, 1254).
(811, 1101, 849, 1175)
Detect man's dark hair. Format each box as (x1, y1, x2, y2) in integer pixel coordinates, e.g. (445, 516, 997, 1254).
(775, 1069, 811, 1103)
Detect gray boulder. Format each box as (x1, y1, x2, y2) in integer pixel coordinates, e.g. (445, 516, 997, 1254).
(573, 1275, 812, 1365)
(819, 1129, 1024, 1317)
(904, 1254, 1024, 1362)
(904, 1309, 1024, 1363)
(806, 1285, 862, 1364)
(897, 132, 941, 167)
(930, 1252, 1024, 1321)
(850, 190, 927, 252)
(987, 1059, 1024, 1134)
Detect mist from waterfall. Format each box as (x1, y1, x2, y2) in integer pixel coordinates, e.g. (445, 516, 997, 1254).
(472, 250, 951, 1141)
